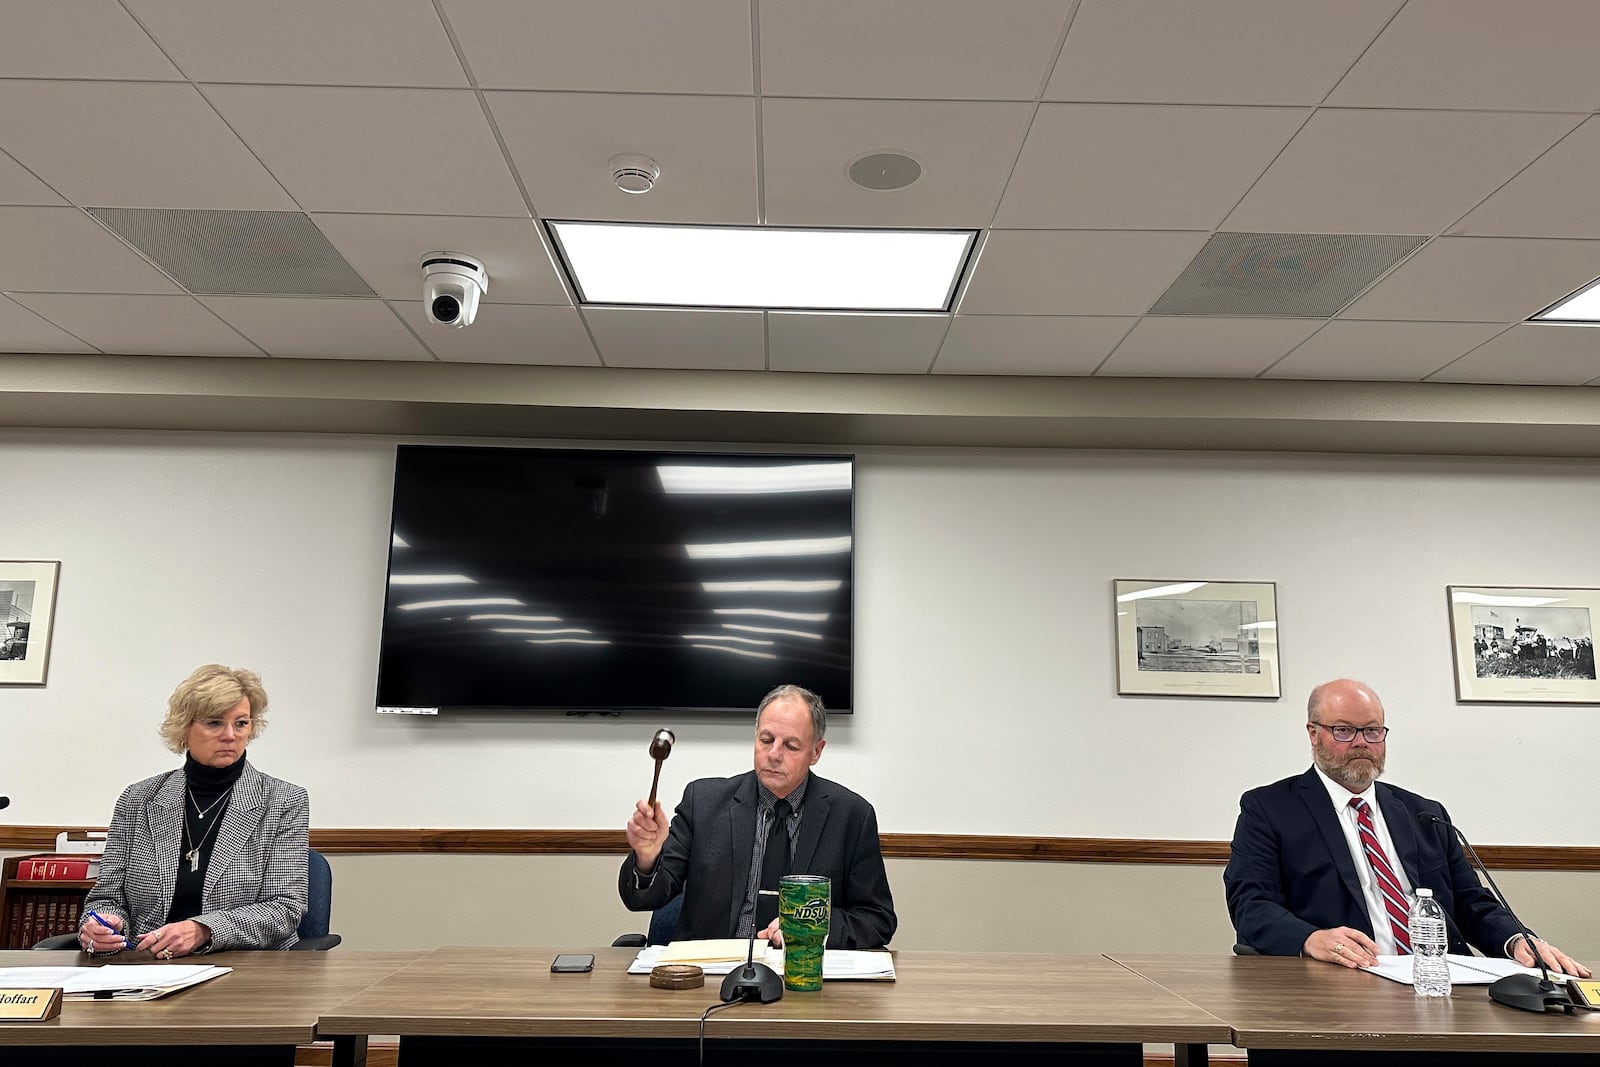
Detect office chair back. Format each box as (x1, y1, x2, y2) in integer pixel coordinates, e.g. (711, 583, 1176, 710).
(290, 848, 341, 950)
(612, 892, 684, 948)
(647, 893, 682, 946)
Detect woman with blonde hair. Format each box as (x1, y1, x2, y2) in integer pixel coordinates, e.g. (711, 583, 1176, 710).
(79, 664, 308, 956)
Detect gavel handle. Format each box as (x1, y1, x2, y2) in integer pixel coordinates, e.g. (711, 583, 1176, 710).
(647, 759, 664, 808)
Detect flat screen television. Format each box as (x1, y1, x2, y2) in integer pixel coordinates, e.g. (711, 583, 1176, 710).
(375, 446, 854, 714)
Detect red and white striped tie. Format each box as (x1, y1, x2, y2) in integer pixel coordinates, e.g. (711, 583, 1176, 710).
(1351, 797, 1412, 954)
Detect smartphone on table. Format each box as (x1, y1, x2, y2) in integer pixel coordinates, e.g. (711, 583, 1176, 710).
(551, 953, 595, 973)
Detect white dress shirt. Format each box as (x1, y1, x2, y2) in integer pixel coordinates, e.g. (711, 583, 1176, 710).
(1313, 766, 1414, 954)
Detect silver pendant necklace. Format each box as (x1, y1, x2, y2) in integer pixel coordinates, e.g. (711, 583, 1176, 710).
(183, 789, 231, 873)
(189, 788, 230, 821)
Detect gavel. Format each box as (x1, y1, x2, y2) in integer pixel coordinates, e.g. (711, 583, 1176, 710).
(647, 728, 676, 807)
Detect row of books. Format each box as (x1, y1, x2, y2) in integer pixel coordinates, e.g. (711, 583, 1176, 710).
(14, 854, 102, 880)
(4, 891, 86, 949)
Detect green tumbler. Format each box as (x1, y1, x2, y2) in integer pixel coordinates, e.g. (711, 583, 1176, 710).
(778, 874, 830, 991)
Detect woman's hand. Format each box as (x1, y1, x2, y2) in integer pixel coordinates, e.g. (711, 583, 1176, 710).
(135, 919, 212, 959)
(80, 912, 128, 955)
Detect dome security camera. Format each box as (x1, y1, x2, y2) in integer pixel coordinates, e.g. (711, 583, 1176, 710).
(422, 252, 488, 327)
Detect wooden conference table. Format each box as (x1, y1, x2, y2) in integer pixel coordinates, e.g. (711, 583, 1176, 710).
(6, 948, 1597, 1065)
(318, 945, 1230, 1065)
(0, 948, 421, 1066)
(1112, 954, 1600, 1065)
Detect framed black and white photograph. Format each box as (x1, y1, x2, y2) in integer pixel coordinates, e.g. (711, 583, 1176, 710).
(0, 560, 62, 686)
(1115, 579, 1280, 698)
(1447, 586, 1599, 704)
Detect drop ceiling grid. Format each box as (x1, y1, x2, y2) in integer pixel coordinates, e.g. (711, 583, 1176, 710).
(0, 2, 1597, 383)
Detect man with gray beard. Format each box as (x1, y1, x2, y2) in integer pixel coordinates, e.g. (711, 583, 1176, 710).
(1223, 678, 1588, 976)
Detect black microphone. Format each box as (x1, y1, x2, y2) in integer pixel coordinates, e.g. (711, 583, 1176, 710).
(1416, 811, 1576, 1014)
(0, 796, 10, 810)
(719, 890, 783, 1004)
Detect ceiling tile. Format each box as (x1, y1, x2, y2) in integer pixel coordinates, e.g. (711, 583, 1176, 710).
(0, 208, 181, 294)
(1427, 323, 1600, 385)
(1341, 237, 1600, 323)
(128, 0, 466, 86)
(761, 99, 1032, 228)
(0, 296, 99, 353)
(996, 105, 1307, 230)
(488, 92, 758, 224)
(1223, 110, 1580, 235)
(934, 315, 1134, 374)
(205, 85, 525, 215)
(0, 1, 183, 79)
(314, 214, 568, 305)
(1098, 317, 1320, 377)
(0, 82, 295, 210)
(10, 294, 262, 355)
(200, 297, 433, 360)
(760, 0, 1070, 99)
(768, 313, 948, 373)
(0, 152, 65, 206)
(1452, 117, 1600, 239)
(445, 0, 752, 93)
(960, 230, 1208, 316)
(1328, 0, 1600, 111)
(1264, 320, 1507, 381)
(585, 307, 763, 369)
(393, 301, 600, 366)
(1047, 0, 1399, 105)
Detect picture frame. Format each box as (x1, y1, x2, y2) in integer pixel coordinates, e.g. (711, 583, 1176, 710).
(0, 560, 61, 686)
(1115, 579, 1280, 698)
(1446, 585, 1599, 704)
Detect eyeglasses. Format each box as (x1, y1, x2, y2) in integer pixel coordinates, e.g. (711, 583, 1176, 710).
(1310, 722, 1389, 743)
(195, 717, 253, 735)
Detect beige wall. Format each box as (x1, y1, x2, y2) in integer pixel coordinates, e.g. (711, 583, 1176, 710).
(323, 853, 1599, 960)
(3, 430, 1598, 965)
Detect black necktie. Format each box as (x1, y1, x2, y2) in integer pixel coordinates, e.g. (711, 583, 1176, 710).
(756, 799, 792, 929)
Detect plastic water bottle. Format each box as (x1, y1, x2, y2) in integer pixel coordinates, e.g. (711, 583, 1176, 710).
(1408, 888, 1451, 997)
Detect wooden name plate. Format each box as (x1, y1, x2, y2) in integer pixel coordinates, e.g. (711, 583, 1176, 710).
(0, 987, 63, 1022)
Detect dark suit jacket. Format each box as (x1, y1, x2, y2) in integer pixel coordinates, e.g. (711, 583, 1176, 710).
(618, 770, 897, 949)
(1224, 767, 1519, 957)
(82, 761, 309, 951)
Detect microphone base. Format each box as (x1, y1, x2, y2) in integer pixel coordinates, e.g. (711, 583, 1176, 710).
(1488, 973, 1576, 1014)
(720, 962, 784, 1004)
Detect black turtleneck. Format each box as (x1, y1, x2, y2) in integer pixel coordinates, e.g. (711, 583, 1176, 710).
(167, 752, 248, 926)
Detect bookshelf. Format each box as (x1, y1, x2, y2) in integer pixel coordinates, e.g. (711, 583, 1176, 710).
(0, 855, 94, 948)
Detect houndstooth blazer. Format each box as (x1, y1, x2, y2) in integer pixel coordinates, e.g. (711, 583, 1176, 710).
(82, 759, 309, 951)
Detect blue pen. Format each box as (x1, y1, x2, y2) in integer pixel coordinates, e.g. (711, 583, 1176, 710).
(85, 910, 136, 951)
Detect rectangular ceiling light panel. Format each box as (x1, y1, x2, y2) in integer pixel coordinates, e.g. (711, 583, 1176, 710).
(1533, 276, 1600, 323)
(548, 221, 975, 311)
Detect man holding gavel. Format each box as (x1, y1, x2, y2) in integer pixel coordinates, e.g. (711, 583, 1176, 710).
(619, 684, 897, 949)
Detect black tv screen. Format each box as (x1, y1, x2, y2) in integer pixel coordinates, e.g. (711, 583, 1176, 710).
(375, 446, 854, 714)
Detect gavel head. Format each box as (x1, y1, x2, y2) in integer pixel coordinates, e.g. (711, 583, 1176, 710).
(649, 728, 676, 760)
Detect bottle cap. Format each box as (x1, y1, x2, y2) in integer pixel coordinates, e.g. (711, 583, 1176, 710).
(1416, 888, 1433, 897)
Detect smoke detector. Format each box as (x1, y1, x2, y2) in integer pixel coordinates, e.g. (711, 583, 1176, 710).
(610, 153, 661, 195)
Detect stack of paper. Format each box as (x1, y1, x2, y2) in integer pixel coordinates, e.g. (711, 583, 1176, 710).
(0, 964, 231, 1000)
(1366, 954, 1578, 986)
(627, 940, 895, 981)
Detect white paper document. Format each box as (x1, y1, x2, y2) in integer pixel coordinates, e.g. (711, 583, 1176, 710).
(0, 964, 231, 1000)
(628, 944, 896, 981)
(1366, 954, 1577, 986)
